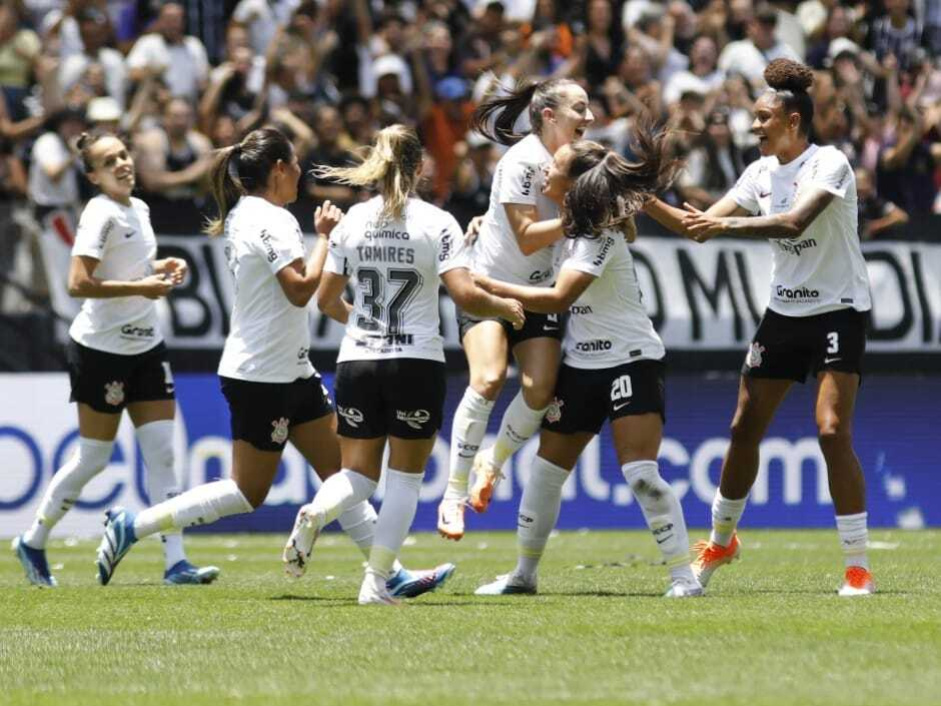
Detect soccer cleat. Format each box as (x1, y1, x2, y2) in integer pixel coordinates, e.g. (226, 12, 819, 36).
(282, 505, 322, 579)
(11, 535, 57, 587)
(469, 447, 504, 513)
(95, 507, 138, 586)
(691, 534, 742, 588)
(474, 573, 537, 596)
(437, 496, 467, 540)
(664, 578, 705, 598)
(163, 560, 221, 586)
(387, 563, 457, 598)
(359, 571, 401, 606)
(838, 566, 875, 596)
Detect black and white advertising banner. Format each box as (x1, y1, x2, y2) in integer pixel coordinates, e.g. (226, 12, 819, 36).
(155, 235, 941, 353)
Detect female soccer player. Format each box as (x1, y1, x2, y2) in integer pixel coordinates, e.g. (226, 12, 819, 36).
(95, 127, 457, 598)
(644, 59, 875, 596)
(471, 137, 702, 597)
(282, 124, 524, 605)
(438, 78, 595, 541)
(12, 131, 218, 587)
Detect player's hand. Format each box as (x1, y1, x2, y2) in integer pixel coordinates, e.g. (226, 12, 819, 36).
(680, 203, 723, 242)
(138, 274, 175, 299)
(502, 298, 525, 330)
(160, 257, 188, 285)
(315, 200, 344, 237)
(464, 215, 484, 246)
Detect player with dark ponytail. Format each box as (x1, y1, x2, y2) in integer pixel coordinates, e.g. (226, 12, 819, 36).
(644, 59, 876, 597)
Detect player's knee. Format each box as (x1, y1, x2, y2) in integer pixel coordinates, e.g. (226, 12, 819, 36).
(235, 480, 268, 509)
(471, 368, 506, 399)
(521, 383, 554, 410)
(818, 421, 852, 453)
(728, 416, 763, 447)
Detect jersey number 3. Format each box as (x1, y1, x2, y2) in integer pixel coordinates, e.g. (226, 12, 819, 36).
(356, 267, 423, 334)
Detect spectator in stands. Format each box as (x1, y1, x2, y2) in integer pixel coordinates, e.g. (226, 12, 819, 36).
(126, 2, 209, 103)
(878, 106, 939, 214)
(582, 0, 625, 91)
(340, 93, 377, 148)
(231, 0, 300, 56)
(59, 8, 127, 108)
(457, 1, 507, 79)
(627, 4, 690, 86)
(856, 165, 909, 238)
(0, 133, 26, 307)
(867, 0, 920, 72)
(133, 96, 213, 218)
(663, 34, 724, 107)
(419, 77, 475, 203)
(618, 46, 663, 117)
(677, 106, 747, 209)
(718, 3, 800, 89)
(302, 103, 361, 210)
(0, 0, 40, 120)
(198, 43, 263, 134)
(446, 130, 495, 229)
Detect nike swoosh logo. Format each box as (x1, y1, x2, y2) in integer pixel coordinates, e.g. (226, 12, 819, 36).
(613, 401, 631, 411)
(759, 191, 771, 198)
(655, 536, 670, 544)
(824, 357, 842, 365)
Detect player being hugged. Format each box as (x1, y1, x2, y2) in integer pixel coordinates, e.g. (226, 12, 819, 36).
(472, 135, 702, 597)
(95, 127, 458, 598)
(12, 131, 219, 587)
(644, 59, 875, 596)
(283, 124, 524, 605)
(439, 78, 595, 541)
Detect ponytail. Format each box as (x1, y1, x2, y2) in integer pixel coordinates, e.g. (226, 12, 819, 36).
(311, 124, 422, 220)
(471, 78, 579, 145)
(205, 145, 243, 237)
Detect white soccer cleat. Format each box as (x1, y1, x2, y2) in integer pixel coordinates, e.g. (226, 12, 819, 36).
(358, 570, 401, 606)
(282, 505, 321, 579)
(469, 447, 504, 514)
(474, 573, 536, 596)
(437, 496, 467, 540)
(838, 566, 875, 596)
(664, 577, 705, 598)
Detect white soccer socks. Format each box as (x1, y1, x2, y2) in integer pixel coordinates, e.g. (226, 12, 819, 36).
(446, 388, 495, 499)
(491, 392, 548, 469)
(136, 420, 186, 570)
(133, 479, 253, 538)
(23, 437, 114, 549)
(366, 469, 424, 581)
(305, 469, 378, 531)
(836, 511, 869, 569)
(709, 491, 748, 547)
(513, 455, 569, 585)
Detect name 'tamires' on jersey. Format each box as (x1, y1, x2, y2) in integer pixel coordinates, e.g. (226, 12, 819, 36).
(558, 229, 665, 369)
(730, 143, 871, 317)
(69, 194, 163, 355)
(326, 195, 467, 363)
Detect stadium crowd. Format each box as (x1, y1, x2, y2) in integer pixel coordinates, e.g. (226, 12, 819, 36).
(0, 0, 938, 313)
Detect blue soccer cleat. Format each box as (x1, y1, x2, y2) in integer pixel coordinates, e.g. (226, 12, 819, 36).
(164, 560, 221, 586)
(11, 535, 57, 587)
(96, 507, 138, 585)
(474, 573, 537, 596)
(386, 562, 457, 598)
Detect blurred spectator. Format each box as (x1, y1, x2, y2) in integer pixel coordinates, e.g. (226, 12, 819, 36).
(618, 45, 663, 117)
(198, 42, 263, 134)
(877, 107, 940, 214)
(302, 103, 362, 210)
(126, 2, 209, 103)
(520, 0, 574, 76)
(718, 3, 800, 88)
(419, 77, 475, 202)
(581, 0, 624, 91)
(856, 165, 909, 238)
(340, 93, 377, 148)
(231, 0, 300, 57)
(446, 130, 496, 228)
(676, 106, 747, 208)
(59, 7, 127, 108)
(0, 0, 40, 120)
(663, 34, 724, 107)
(457, 1, 507, 79)
(867, 0, 920, 72)
(626, 4, 690, 86)
(85, 94, 121, 131)
(0, 132, 26, 307)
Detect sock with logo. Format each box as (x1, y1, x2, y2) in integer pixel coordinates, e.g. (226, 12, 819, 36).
(622, 460, 695, 583)
(836, 512, 869, 570)
(305, 469, 378, 530)
(446, 388, 495, 499)
(23, 437, 114, 549)
(710, 490, 748, 547)
(513, 455, 569, 584)
(135, 420, 186, 570)
(491, 392, 548, 469)
(133, 479, 253, 538)
(335, 499, 404, 575)
(367, 469, 424, 581)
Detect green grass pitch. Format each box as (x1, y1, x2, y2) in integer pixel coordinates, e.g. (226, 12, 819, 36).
(2, 529, 940, 706)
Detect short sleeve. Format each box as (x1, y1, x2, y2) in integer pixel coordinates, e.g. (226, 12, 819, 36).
(497, 157, 543, 206)
(728, 161, 762, 214)
(72, 199, 113, 259)
(807, 148, 852, 199)
(255, 211, 305, 275)
(560, 234, 614, 279)
(435, 214, 467, 276)
(324, 217, 350, 276)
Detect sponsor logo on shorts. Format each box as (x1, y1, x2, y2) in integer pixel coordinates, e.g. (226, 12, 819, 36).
(775, 239, 818, 257)
(823, 356, 842, 365)
(120, 324, 156, 338)
(545, 397, 564, 424)
(396, 409, 431, 430)
(104, 381, 125, 406)
(337, 406, 364, 428)
(613, 401, 631, 412)
(270, 417, 289, 445)
(575, 339, 612, 352)
(746, 342, 765, 369)
(259, 229, 278, 263)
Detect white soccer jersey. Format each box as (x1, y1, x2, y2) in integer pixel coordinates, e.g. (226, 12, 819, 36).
(729, 144, 871, 317)
(557, 230, 665, 369)
(217, 195, 315, 383)
(470, 133, 558, 286)
(326, 196, 467, 363)
(69, 195, 163, 355)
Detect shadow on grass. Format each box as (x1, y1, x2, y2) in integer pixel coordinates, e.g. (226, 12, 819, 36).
(269, 594, 521, 606)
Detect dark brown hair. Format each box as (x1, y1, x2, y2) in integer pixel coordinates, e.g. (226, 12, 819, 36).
(205, 127, 293, 236)
(763, 58, 815, 137)
(470, 78, 580, 145)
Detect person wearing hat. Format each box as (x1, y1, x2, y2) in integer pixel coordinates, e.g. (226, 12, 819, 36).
(419, 76, 475, 202)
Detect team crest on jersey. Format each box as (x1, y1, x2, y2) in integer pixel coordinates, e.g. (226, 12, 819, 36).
(545, 397, 564, 424)
(337, 406, 364, 428)
(396, 409, 431, 430)
(270, 417, 289, 445)
(746, 342, 765, 369)
(103, 381, 125, 406)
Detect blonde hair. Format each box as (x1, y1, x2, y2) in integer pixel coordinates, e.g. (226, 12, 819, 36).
(312, 124, 422, 220)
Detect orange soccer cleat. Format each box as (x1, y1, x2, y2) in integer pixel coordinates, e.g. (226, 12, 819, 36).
(468, 447, 504, 514)
(691, 534, 742, 588)
(838, 566, 876, 596)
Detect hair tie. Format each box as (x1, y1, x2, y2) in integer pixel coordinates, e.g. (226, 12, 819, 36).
(228, 145, 241, 182)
